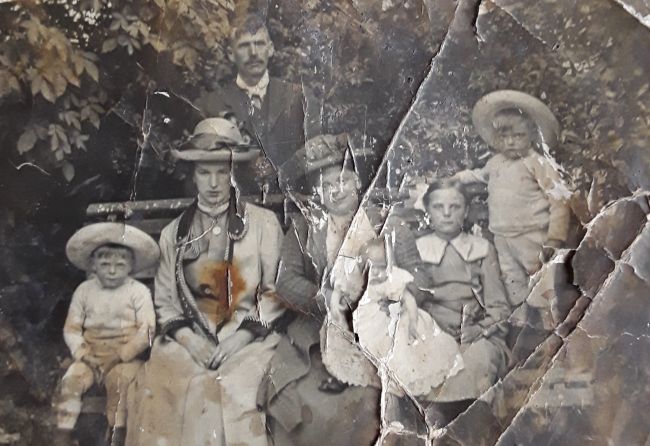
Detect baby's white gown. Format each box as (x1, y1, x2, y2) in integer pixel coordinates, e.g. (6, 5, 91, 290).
(361, 267, 463, 396)
(324, 267, 463, 397)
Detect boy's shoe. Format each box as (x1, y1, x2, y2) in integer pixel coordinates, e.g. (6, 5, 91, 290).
(318, 377, 347, 394)
(109, 426, 126, 446)
(52, 428, 74, 446)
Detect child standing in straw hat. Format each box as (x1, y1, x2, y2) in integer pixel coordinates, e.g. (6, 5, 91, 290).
(454, 90, 571, 310)
(55, 223, 159, 446)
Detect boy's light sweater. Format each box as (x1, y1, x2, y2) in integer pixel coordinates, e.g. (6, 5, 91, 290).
(64, 276, 155, 363)
(456, 150, 570, 242)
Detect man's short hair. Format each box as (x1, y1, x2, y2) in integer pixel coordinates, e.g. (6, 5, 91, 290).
(230, 14, 270, 43)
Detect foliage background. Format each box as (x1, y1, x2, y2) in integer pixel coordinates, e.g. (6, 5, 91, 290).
(385, 0, 650, 225)
(0, 0, 446, 442)
(0, 0, 648, 442)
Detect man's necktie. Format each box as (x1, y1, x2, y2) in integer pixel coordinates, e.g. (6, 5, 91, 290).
(250, 94, 262, 114)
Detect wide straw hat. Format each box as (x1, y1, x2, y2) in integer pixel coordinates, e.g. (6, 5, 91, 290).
(472, 90, 560, 149)
(66, 222, 160, 273)
(171, 117, 260, 162)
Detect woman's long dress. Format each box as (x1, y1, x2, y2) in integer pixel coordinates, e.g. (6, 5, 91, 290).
(126, 203, 284, 446)
(259, 211, 382, 446)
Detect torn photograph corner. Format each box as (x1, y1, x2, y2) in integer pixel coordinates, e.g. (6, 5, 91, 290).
(0, 0, 649, 445)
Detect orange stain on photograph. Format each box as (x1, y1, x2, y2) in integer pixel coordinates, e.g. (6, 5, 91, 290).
(196, 261, 246, 326)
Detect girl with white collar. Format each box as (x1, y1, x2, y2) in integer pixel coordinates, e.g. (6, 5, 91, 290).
(415, 178, 511, 427)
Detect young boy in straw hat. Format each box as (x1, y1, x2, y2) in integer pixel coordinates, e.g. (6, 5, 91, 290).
(454, 90, 571, 311)
(55, 222, 159, 446)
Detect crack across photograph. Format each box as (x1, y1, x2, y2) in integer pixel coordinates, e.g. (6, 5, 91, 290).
(0, 0, 649, 445)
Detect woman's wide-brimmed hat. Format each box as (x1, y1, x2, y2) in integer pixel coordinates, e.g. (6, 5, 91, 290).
(66, 222, 160, 273)
(472, 90, 561, 149)
(280, 133, 376, 184)
(303, 134, 353, 173)
(171, 117, 260, 162)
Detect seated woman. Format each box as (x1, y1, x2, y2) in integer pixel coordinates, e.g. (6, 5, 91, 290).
(259, 134, 387, 446)
(415, 178, 511, 427)
(125, 117, 285, 446)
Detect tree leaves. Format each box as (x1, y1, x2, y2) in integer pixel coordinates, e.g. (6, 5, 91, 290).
(69, 52, 99, 82)
(80, 102, 104, 129)
(5, 0, 232, 180)
(102, 38, 118, 53)
(17, 130, 38, 154)
(22, 18, 44, 46)
(104, 11, 149, 55)
(61, 161, 75, 182)
(45, 71, 68, 98)
(0, 69, 21, 98)
(60, 110, 82, 130)
(83, 56, 99, 82)
(40, 80, 56, 103)
(11, 12, 108, 106)
(172, 44, 198, 70)
(61, 64, 81, 88)
(70, 131, 90, 151)
(49, 124, 70, 155)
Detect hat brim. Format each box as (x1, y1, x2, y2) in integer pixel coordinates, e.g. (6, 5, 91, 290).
(472, 90, 560, 149)
(66, 222, 160, 272)
(303, 148, 376, 174)
(171, 148, 261, 162)
(305, 153, 345, 173)
(280, 148, 376, 189)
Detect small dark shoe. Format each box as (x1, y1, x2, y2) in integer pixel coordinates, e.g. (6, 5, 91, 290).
(318, 377, 347, 394)
(52, 429, 74, 446)
(108, 426, 126, 446)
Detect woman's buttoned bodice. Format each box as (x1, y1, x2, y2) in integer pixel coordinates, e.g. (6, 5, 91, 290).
(182, 211, 237, 327)
(154, 202, 285, 341)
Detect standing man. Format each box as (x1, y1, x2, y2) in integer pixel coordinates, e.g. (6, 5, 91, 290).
(195, 14, 308, 205)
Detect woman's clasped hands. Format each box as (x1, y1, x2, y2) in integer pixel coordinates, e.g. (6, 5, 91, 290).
(174, 327, 254, 369)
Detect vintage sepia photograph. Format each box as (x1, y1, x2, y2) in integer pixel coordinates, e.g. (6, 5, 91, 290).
(1, 0, 649, 445)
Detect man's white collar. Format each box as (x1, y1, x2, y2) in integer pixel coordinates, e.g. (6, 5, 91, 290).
(236, 71, 270, 99)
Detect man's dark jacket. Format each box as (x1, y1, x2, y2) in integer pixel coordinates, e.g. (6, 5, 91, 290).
(195, 77, 306, 169)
